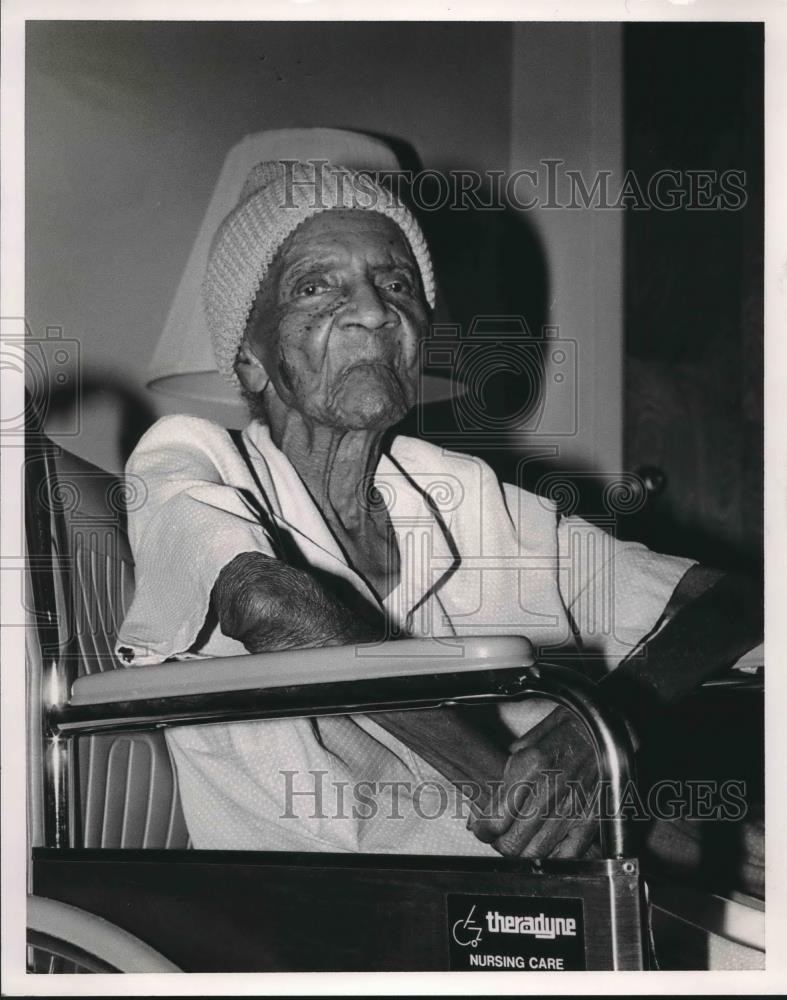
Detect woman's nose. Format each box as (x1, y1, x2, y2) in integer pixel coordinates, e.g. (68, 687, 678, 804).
(341, 278, 398, 331)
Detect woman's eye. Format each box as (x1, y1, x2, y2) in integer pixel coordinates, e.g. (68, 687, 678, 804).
(384, 278, 410, 294)
(295, 278, 329, 297)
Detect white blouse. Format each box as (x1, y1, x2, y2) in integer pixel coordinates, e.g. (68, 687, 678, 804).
(116, 415, 693, 854)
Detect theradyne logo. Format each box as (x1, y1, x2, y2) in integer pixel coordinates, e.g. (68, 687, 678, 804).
(452, 904, 578, 947)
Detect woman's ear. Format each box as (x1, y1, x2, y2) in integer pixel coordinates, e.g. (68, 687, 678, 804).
(235, 339, 270, 394)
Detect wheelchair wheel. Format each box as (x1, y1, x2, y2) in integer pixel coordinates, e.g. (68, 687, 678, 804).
(27, 895, 180, 973)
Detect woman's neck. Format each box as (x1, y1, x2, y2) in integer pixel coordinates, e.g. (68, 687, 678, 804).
(263, 399, 387, 531)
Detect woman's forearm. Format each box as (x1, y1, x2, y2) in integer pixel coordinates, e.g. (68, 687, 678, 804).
(601, 568, 763, 739)
(369, 707, 506, 810)
(212, 551, 506, 804)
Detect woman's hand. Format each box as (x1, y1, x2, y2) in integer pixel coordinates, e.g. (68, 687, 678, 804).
(467, 706, 600, 859)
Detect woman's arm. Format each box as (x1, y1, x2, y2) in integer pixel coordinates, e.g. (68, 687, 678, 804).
(602, 567, 763, 735)
(212, 551, 506, 807)
(212, 550, 386, 651)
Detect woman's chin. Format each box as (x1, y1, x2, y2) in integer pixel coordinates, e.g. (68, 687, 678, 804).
(329, 366, 413, 429)
(331, 398, 409, 431)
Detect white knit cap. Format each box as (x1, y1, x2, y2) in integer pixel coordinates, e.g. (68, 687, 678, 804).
(203, 145, 435, 387)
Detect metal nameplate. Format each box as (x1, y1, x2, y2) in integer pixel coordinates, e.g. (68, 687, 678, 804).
(447, 892, 586, 971)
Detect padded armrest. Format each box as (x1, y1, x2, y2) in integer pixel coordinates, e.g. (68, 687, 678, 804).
(70, 636, 535, 707)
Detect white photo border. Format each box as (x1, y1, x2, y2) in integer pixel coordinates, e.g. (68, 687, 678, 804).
(2, 1, 785, 994)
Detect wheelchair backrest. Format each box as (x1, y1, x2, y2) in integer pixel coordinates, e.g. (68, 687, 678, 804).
(26, 434, 188, 849)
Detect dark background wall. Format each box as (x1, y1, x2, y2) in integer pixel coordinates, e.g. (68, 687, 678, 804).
(623, 23, 763, 572)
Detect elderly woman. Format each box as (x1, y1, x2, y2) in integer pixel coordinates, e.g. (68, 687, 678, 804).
(116, 136, 762, 873)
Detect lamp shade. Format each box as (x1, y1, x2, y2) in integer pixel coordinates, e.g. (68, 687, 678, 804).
(146, 127, 457, 408)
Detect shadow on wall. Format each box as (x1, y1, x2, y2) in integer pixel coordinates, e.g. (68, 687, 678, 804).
(377, 135, 551, 467)
(41, 370, 157, 470)
(380, 135, 639, 530)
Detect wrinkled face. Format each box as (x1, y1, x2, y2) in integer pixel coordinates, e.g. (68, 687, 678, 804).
(243, 210, 430, 430)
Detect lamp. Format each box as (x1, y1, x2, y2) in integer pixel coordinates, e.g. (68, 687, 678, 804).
(145, 127, 457, 411)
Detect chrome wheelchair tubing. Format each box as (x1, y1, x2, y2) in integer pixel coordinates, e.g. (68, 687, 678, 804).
(26, 435, 79, 849)
(52, 660, 637, 859)
(506, 662, 636, 861)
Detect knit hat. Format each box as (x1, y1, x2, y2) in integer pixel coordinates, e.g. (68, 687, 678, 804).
(203, 153, 435, 387)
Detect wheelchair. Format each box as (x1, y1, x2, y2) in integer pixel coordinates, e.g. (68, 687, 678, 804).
(24, 428, 765, 974)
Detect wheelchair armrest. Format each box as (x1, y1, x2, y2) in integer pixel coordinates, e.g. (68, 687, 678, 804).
(57, 635, 539, 736)
(70, 636, 534, 706)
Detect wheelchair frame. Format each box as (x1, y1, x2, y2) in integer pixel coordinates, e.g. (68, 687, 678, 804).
(26, 428, 648, 972)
